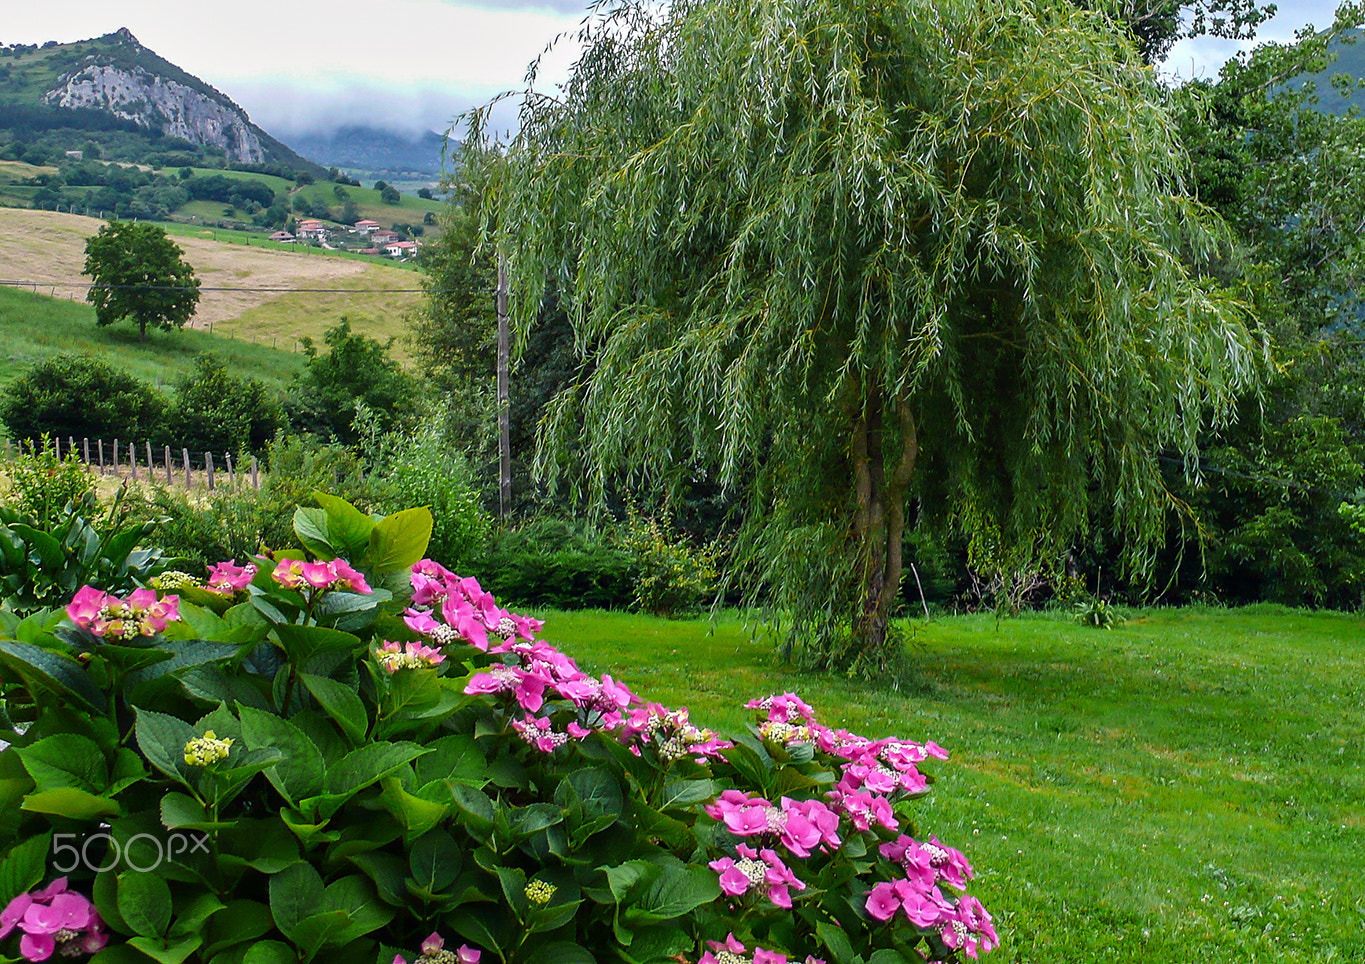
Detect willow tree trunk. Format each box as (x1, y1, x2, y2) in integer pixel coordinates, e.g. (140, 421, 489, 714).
(851, 387, 918, 669)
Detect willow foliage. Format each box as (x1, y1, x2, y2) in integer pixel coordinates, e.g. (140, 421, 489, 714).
(473, 0, 1265, 671)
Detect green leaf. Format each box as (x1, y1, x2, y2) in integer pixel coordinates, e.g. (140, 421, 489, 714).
(657, 778, 716, 811)
(159, 791, 233, 831)
(216, 819, 299, 876)
(378, 776, 449, 839)
(16, 734, 107, 792)
(22, 786, 121, 820)
(126, 936, 204, 964)
(0, 833, 50, 905)
(202, 900, 273, 957)
(11, 523, 63, 571)
(168, 893, 226, 939)
(273, 624, 365, 666)
(238, 706, 325, 806)
(414, 734, 487, 787)
(325, 741, 428, 797)
(348, 852, 408, 907)
(447, 783, 496, 837)
(866, 951, 914, 964)
(817, 922, 857, 964)
(0, 640, 105, 712)
(293, 506, 336, 559)
(313, 492, 376, 558)
(118, 872, 173, 938)
(531, 942, 598, 964)
(300, 673, 369, 743)
(269, 862, 324, 942)
(320, 874, 395, 944)
(134, 708, 198, 788)
(241, 942, 296, 964)
(409, 829, 461, 893)
(179, 665, 272, 711)
(91, 945, 148, 964)
(125, 640, 243, 691)
(630, 863, 719, 922)
(365, 507, 433, 573)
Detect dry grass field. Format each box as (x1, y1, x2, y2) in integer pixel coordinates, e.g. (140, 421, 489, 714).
(0, 209, 422, 358)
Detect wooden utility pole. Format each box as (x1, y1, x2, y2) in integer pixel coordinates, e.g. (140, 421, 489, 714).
(497, 251, 511, 520)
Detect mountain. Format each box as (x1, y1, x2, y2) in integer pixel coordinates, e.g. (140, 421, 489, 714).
(283, 125, 450, 177)
(0, 29, 323, 175)
(1289, 30, 1365, 115)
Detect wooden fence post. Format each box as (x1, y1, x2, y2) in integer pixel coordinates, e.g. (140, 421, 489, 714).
(3, 438, 10, 462)
(84, 439, 90, 472)
(183, 449, 191, 489)
(129, 441, 138, 481)
(146, 442, 153, 476)
(206, 452, 215, 492)
(165, 447, 172, 486)
(98, 439, 105, 475)
(251, 457, 259, 490)
(112, 440, 119, 475)
(226, 453, 235, 487)
(69, 438, 76, 463)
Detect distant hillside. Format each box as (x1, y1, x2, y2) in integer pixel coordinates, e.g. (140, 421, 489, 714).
(284, 125, 449, 177)
(1288, 29, 1365, 115)
(0, 29, 323, 176)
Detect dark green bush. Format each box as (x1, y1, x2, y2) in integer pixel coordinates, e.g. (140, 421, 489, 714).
(286, 321, 417, 445)
(165, 353, 283, 456)
(0, 354, 166, 445)
(477, 517, 634, 610)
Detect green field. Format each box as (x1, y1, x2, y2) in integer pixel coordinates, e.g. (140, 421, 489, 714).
(0, 286, 304, 389)
(542, 607, 1365, 963)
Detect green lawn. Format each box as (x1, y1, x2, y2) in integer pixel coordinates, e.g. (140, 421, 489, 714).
(541, 607, 1365, 963)
(0, 285, 304, 389)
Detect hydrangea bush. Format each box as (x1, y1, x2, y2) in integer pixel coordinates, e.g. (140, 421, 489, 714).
(0, 494, 995, 964)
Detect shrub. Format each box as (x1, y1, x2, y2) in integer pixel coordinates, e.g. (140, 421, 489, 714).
(371, 420, 489, 573)
(621, 506, 720, 617)
(0, 495, 996, 964)
(0, 489, 167, 615)
(0, 354, 166, 445)
(2, 438, 95, 529)
(477, 516, 635, 610)
(258, 434, 384, 548)
(166, 354, 283, 456)
(126, 485, 265, 569)
(287, 321, 417, 446)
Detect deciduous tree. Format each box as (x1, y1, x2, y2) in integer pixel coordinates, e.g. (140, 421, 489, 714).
(477, 0, 1265, 672)
(82, 220, 200, 341)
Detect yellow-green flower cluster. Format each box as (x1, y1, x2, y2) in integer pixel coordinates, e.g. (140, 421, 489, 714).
(524, 880, 556, 906)
(152, 571, 202, 590)
(183, 730, 234, 766)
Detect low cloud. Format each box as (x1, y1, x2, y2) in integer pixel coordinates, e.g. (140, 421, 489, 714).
(232, 80, 522, 141)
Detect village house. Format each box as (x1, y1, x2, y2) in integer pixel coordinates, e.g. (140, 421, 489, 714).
(354, 219, 382, 234)
(268, 230, 295, 242)
(385, 240, 419, 258)
(369, 229, 400, 245)
(296, 219, 328, 240)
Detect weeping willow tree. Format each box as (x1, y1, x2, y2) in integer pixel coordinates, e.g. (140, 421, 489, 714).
(471, 0, 1265, 673)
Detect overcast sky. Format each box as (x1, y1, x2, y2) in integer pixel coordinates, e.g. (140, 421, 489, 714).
(1, 0, 1351, 138)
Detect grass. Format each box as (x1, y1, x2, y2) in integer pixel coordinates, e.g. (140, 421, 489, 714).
(0, 285, 304, 389)
(540, 607, 1365, 963)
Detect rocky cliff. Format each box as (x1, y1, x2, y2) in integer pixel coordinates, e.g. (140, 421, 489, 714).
(44, 63, 267, 164)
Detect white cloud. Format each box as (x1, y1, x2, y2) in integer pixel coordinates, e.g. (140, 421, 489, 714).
(3, 0, 583, 133)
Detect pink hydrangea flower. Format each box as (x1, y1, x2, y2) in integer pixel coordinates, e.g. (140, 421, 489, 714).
(374, 640, 445, 672)
(65, 586, 180, 639)
(205, 561, 256, 594)
(1, 880, 106, 961)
